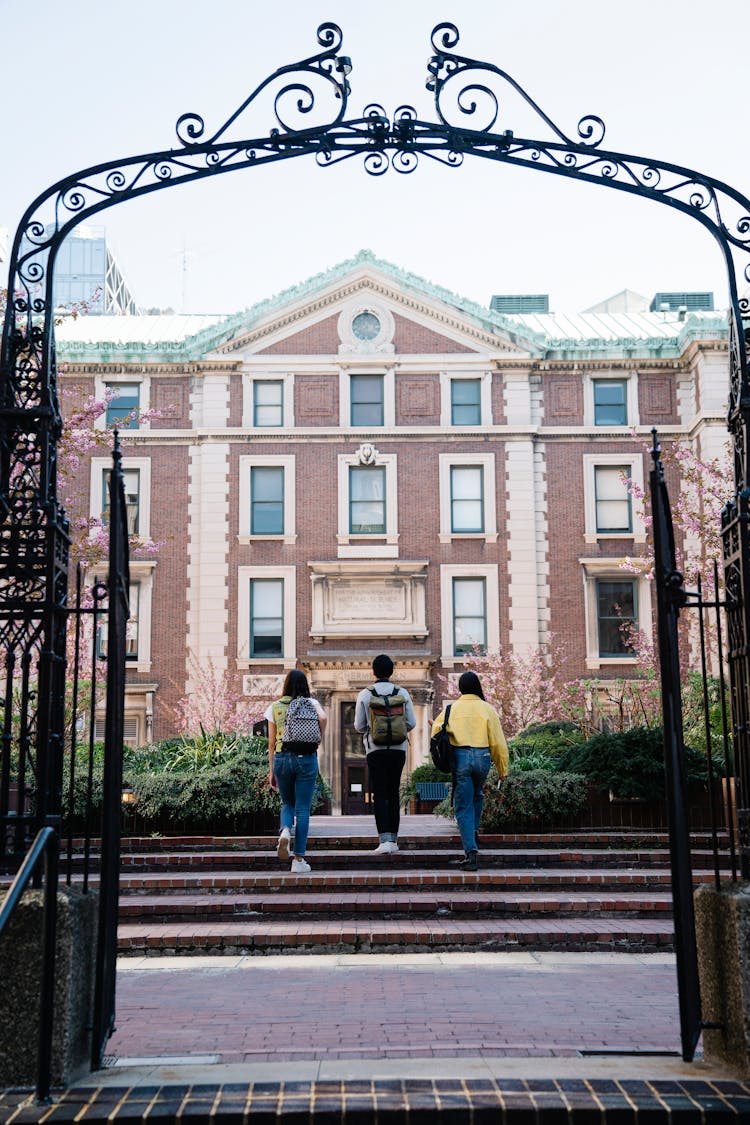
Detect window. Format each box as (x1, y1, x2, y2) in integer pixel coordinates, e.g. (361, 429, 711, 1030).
(251, 466, 284, 534)
(440, 565, 499, 662)
(440, 371, 492, 427)
(94, 563, 154, 670)
(102, 468, 140, 534)
(439, 453, 497, 542)
(450, 466, 484, 533)
(337, 447, 398, 557)
(349, 466, 385, 534)
(581, 558, 651, 668)
(350, 375, 384, 427)
(593, 380, 627, 425)
(253, 380, 283, 427)
(242, 373, 294, 428)
(451, 378, 481, 425)
(237, 566, 296, 666)
(594, 465, 631, 533)
(105, 383, 140, 429)
(250, 578, 283, 657)
(452, 577, 487, 654)
(239, 455, 295, 542)
(583, 455, 644, 543)
(596, 579, 637, 658)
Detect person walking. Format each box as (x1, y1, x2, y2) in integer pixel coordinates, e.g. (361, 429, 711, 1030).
(266, 669, 327, 874)
(355, 654, 416, 854)
(430, 671, 508, 871)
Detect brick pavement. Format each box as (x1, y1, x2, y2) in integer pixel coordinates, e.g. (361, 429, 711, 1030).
(106, 952, 681, 1064)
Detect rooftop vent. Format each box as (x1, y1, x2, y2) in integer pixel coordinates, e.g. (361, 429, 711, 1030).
(649, 291, 714, 312)
(490, 294, 550, 314)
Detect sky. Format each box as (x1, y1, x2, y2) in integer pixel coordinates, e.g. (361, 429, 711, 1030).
(1, 0, 749, 317)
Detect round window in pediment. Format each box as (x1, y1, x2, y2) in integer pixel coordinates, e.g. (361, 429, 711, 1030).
(351, 311, 381, 341)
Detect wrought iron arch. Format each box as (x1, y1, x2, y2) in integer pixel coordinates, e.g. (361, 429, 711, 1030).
(3, 19, 750, 1068)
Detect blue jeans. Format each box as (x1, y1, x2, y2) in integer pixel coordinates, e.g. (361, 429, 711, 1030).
(273, 752, 318, 857)
(453, 746, 492, 855)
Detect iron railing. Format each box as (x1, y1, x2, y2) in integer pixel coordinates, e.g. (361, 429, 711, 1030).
(0, 439, 128, 1096)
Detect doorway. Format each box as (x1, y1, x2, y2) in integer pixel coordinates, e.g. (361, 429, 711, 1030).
(340, 700, 368, 814)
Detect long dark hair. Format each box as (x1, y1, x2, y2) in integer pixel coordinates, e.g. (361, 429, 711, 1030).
(458, 671, 485, 700)
(283, 669, 310, 700)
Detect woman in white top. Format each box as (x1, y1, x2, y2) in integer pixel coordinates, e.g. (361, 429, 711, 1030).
(265, 669, 327, 874)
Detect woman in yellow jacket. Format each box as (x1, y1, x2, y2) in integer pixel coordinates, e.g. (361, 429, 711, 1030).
(431, 671, 509, 870)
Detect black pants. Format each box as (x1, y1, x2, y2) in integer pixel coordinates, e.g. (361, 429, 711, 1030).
(367, 749, 406, 836)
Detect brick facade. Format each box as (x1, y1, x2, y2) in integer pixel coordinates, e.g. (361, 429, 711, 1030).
(57, 255, 729, 813)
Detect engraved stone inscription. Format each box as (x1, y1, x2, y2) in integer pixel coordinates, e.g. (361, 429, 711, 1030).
(333, 584, 406, 620)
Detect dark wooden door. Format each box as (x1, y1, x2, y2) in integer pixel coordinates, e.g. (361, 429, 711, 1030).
(341, 701, 368, 814)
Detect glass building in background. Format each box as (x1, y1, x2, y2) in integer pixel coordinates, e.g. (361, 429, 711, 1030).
(50, 225, 139, 315)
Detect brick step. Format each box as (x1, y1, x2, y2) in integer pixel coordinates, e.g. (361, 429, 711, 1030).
(86, 846, 729, 873)
(118, 888, 674, 922)
(112, 866, 727, 894)
(104, 829, 728, 853)
(117, 915, 675, 955)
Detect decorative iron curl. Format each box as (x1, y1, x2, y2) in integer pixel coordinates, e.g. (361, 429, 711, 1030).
(427, 21, 606, 148)
(176, 21, 351, 147)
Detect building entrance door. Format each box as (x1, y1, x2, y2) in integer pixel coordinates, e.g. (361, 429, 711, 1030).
(340, 701, 368, 815)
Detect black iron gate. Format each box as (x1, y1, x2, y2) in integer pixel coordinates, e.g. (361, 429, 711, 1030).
(649, 430, 738, 1060)
(2, 19, 750, 1087)
(0, 439, 129, 1097)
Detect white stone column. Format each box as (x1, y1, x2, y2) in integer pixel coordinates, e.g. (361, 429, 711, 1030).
(186, 373, 231, 692)
(503, 370, 548, 655)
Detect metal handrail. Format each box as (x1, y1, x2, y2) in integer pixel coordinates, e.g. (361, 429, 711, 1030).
(0, 826, 60, 1102)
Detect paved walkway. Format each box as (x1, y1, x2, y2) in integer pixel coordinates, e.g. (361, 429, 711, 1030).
(107, 951, 682, 1067)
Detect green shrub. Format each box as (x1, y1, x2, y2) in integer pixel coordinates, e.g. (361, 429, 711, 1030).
(510, 721, 584, 758)
(481, 768, 588, 828)
(556, 725, 717, 801)
(432, 766, 588, 828)
(508, 746, 558, 772)
(65, 734, 331, 828)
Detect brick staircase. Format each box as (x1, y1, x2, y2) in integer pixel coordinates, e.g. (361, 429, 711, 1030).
(63, 816, 730, 956)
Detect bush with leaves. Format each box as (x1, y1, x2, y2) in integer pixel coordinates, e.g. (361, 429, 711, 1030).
(432, 765, 588, 828)
(481, 768, 589, 828)
(555, 725, 719, 801)
(65, 734, 331, 829)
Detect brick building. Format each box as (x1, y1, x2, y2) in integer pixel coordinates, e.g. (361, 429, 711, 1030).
(57, 251, 729, 813)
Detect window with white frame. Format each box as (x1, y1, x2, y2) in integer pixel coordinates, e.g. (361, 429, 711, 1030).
(440, 371, 492, 427)
(594, 465, 632, 533)
(584, 374, 638, 428)
(238, 455, 295, 543)
(440, 564, 500, 663)
(339, 370, 395, 428)
(94, 562, 154, 671)
(91, 457, 152, 539)
(580, 558, 652, 668)
(241, 373, 294, 428)
(253, 380, 284, 426)
(102, 467, 141, 534)
(105, 382, 140, 429)
(337, 446, 398, 557)
(237, 566, 296, 666)
(583, 454, 644, 544)
(349, 466, 385, 534)
(451, 378, 481, 425)
(438, 453, 497, 542)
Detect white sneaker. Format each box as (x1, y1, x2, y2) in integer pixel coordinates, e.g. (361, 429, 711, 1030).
(277, 827, 291, 861)
(291, 858, 311, 874)
(387, 841, 399, 854)
(372, 841, 399, 855)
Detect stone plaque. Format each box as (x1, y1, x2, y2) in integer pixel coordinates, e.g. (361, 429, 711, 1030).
(309, 562, 428, 641)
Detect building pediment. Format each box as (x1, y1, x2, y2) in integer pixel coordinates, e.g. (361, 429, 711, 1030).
(208, 251, 542, 361)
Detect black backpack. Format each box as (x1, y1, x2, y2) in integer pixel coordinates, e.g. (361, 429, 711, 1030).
(429, 705, 453, 772)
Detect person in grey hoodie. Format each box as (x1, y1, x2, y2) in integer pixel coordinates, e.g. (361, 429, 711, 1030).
(354, 653, 416, 854)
